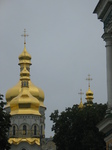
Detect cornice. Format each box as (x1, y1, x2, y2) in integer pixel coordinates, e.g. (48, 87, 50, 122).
(93, 0, 112, 20)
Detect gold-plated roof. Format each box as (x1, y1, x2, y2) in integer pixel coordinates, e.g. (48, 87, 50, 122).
(85, 74, 94, 106)
(18, 46, 32, 66)
(10, 66, 40, 115)
(5, 31, 45, 111)
(5, 80, 45, 108)
(10, 87, 40, 115)
(78, 89, 84, 109)
(78, 99, 83, 109)
(86, 87, 94, 100)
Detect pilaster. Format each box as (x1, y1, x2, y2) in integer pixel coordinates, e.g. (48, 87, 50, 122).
(102, 33, 112, 111)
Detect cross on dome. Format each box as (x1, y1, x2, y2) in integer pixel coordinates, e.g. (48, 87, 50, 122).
(78, 89, 84, 100)
(21, 29, 29, 46)
(86, 74, 92, 88)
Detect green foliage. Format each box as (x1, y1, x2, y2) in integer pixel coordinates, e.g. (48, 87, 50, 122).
(0, 94, 11, 150)
(50, 103, 107, 150)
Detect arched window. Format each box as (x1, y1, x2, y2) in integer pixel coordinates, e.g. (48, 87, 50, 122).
(34, 125, 37, 135)
(41, 125, 43, 135)
(23, 125, 27, 135)
(13, 126, 15, 135)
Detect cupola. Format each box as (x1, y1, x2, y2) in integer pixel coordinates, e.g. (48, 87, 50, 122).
(5, 29, 45, 110)
(85, 74, 94, 106)
(78, 89, 84, 109)
(10, 66, 41, 115)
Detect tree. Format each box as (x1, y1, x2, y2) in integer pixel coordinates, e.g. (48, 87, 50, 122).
(50, 103, 107, 150)
(0, 93, 11, 150)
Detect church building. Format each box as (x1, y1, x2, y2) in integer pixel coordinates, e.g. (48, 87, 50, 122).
(5, 29, 46, 150)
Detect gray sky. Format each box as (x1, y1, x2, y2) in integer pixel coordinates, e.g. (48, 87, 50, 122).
(0, 0, 106, 137)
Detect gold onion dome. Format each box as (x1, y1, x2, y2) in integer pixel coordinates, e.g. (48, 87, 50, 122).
(78, 89, 84, 109)
(5, 81, 45, 108)
(18, 46, 32, 65)
(78, 99, 83, 109)
(85, 74, 94, 106)
(5, 31, 45, 108)
(10, 67, 40, 115)
(86, 87, 94, 100)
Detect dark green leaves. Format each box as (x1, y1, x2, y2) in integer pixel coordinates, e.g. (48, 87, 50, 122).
(0, 94, 11, 150)
(50, 103, 107, 150)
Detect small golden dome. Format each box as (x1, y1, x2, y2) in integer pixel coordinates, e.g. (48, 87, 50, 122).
(86, 87, 93, 95)
(78, 99, 83, 109)
(86, 87, 94, 106)
(18, 46, 32, 66)
(78, 89, 84, 109)
(86, 87, 94, 100)
(19, 46, 31, 60)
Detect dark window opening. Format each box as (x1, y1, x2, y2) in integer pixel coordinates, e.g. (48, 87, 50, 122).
(23, 125, 27, 135)
(22, 81, 28, 87)
(41, 125, 43, 135)
(13, 126, 15, 135)
(34, 125, 37, 135)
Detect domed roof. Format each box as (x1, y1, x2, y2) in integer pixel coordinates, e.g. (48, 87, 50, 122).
(78, 100, 83, 109)
(6, 31, 45, 110)
(19, 46, 31, 60)
(10, 86, 40, 116)
(18, 46, 32, 65)
(86, 87, 93, 95)
(5, 80, 45, 108)
(86, 87, 94, 100)
(10, 66, 41, 115)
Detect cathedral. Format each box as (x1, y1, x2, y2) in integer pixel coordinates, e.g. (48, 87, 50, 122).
(5, 29, 46, 150)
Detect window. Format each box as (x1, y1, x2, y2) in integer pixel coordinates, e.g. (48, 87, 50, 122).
(22, 81, 28, 87)
(41, 125, 43, 135)
(23, 125, 27, 135)
(13, 126, 15, 135)
(34, 125, 37, 135)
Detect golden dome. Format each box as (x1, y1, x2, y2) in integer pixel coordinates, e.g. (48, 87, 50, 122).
(85, 87, 94, 106)
(86, 74, 93, 104)
(18, 46, 32, 65)
(5, 39, 45, 108)
(86, 87, 94, 100)
(5, 80, 45, 108)
(10, 66, 41, 115)
(10, 85, 41, 116)
(78, 99, 83, 109)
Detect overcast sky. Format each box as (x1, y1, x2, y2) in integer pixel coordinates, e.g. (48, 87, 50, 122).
(0, 0, 106, 137)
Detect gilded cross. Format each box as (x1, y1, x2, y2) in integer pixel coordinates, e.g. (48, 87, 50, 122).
(78, 89, 84, 100)
(86, 74, 92, 88)
(21, 29, 29, 45)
